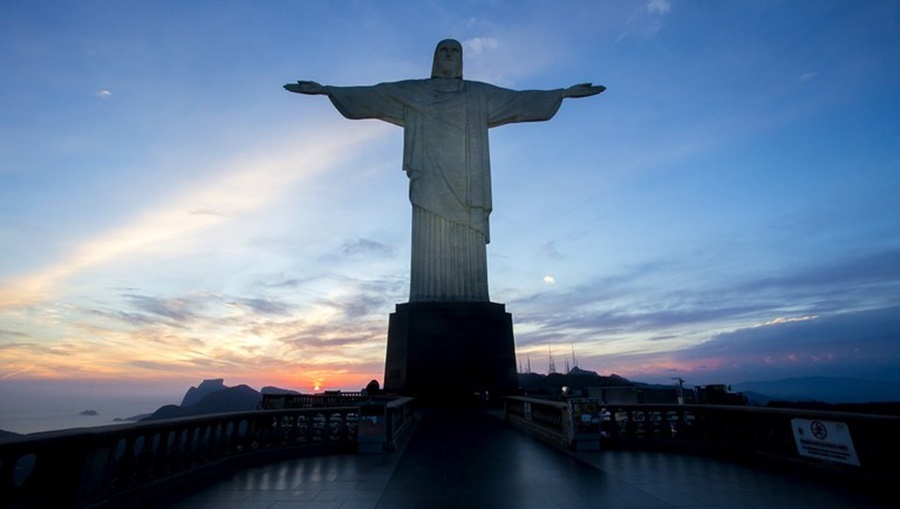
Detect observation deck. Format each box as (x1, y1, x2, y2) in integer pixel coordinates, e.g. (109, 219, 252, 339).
(167, 406, 886, 508)
(2, 397, 894, 508)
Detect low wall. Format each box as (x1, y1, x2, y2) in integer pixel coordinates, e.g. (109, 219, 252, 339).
(0, 400, 417, 509)
(505, 398, 900, 485)
(505, 396, 571, 449)
(384, 397, 416, 450)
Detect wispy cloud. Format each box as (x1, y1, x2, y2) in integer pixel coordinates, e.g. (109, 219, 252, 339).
(617, 0, 673, 42)
(342, 238, 396, 258)
(0, 126, 381, 310)
(464, 37, 500, 55)
(538, 241, 566, 260)
(0, 329, 30, 340)
(645, 306, 900, 382)
(125, 294, 204, 323)
(737, 248, 900, 296)
(229, 297, 293, 316)
(509, 245, 900, 377)
(0, 270, 399, 389)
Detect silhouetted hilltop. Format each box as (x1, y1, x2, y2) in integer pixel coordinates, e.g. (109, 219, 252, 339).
(0, 429, 21, 441)
(740, 391, 774, 406)
(113, 413, 152, 422)
(518, 371, 634, 394)
(143, 383, 261, 421)
(765, 400, 900, 416)
(180, 378, 226, 407)
(261, 386, 303, 395)
(733, 376, 900, 404)
(567, 366, 601, 377)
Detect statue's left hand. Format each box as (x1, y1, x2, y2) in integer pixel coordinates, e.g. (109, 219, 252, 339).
(284, 81, 327, 95)
(563, 83, 606, 98)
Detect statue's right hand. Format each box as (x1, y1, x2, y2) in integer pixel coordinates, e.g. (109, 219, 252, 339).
(284, 81, 326, 95)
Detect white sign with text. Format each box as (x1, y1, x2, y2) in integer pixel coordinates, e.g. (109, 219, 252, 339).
(791, 418, 860, 466)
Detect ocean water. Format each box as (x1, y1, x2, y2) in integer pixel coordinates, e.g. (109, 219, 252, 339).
(0, 390, 175, 436)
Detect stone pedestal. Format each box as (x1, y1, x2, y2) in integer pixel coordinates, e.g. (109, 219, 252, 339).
(384, 302, 517, 400)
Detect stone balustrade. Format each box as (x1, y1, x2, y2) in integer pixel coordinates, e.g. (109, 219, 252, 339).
(5, 396, 896, 507)
(0, 398, 416, 508)
(505, 397, 900, 486)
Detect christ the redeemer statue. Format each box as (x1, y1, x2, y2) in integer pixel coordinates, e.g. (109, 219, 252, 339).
(285, 39, 604, 303)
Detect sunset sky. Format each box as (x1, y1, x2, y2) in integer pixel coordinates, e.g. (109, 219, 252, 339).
(1, 0, 899, 398)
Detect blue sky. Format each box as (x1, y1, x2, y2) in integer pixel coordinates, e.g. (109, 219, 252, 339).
(1, 0, 899, 396)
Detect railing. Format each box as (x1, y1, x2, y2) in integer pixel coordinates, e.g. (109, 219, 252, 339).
(505, 396, 571, 449)
(505, 398, 900, 484)
(0, 401, 416, 509)
(384, 397, 416, 450)
(260, 392, 366, 409)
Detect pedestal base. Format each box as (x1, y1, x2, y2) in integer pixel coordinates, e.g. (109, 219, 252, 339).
(384, 302, 517, 400)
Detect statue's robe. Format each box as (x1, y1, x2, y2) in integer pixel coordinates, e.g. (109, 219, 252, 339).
(327, 78, 563, 302)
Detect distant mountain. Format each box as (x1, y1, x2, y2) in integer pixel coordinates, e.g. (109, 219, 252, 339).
(0, 429, 21, 441)
(180, 378, 227, 407)
(740, 391, 775, 406)
(733, 377, 900, 404)
(567, 366, 600, 377)
(607, 374, 633, 385)
(143, 383, 261, 421)
(261, 386, 303, 395)
(113, 413, 152, 422)
(518, 372, 634, 393)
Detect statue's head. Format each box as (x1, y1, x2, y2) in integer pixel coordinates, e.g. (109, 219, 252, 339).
(431, 39, 462, 79)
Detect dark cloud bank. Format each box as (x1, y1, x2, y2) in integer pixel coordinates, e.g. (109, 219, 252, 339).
(587, 306, 900, 384)
(510, 246, 900, 383)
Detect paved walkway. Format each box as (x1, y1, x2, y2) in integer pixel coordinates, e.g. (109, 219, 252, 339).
(168, 407, 886, 508)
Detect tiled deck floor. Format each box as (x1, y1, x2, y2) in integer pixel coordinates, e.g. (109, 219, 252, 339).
(167, 407, 887, 508)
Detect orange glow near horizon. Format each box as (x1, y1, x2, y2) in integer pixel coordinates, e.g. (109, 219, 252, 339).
(1, 367, 384, 394)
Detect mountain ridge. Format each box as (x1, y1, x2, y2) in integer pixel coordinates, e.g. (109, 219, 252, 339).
(142, 382, 261, 421)
(732, 376, 900, 404)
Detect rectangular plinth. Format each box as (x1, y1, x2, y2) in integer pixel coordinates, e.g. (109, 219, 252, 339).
(384, 302, 517, 400)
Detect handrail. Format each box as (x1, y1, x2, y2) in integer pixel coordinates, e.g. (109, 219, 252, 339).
(504, 398, 900, 484)
(0, 407, 360, 508)
(260, 392, 366, 409)
(505, 396, 571, 448)
(384, 397, 416, 450)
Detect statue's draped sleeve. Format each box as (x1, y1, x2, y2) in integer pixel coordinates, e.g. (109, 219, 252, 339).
(484, 86, 565, 127)
(468, 83, 565, 240)
(326, 83, 407, 127)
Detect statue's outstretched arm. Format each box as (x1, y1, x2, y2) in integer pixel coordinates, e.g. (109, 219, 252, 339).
(284, 81, 329, 95)
(562, 83, 605, 98)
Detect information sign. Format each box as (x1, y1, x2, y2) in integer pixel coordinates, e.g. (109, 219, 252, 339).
(790, 418, 860, 466)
